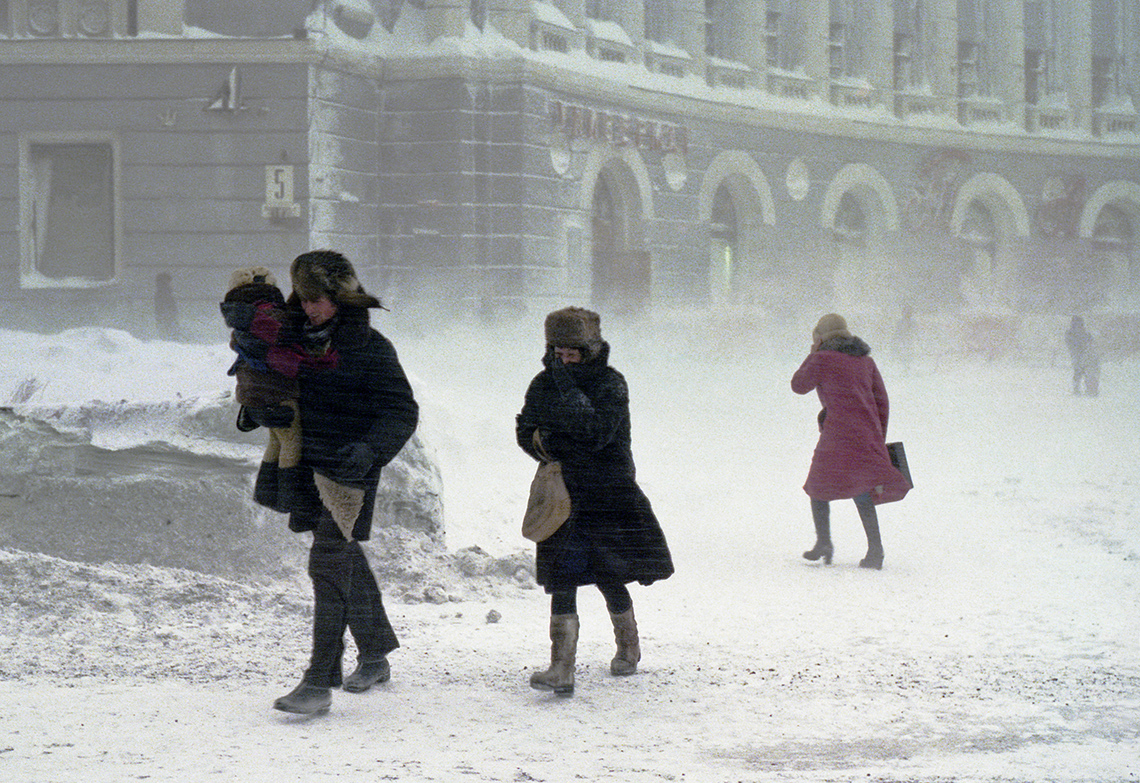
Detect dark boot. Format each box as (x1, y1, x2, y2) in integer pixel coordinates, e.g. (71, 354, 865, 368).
(803, 499, 833, 564)
(856, 494, 884, 569)
(530, 614, 578, 696)
(273, 681, 331, 715)
(253, 461, 283, 511)
(343, 658, 391, 693)
(276, 465, 302, 514)
(609, 607, 641, 676)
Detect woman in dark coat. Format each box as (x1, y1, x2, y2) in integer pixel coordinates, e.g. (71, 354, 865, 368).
(791, 313, 910, 570)
(516, 307, 673, 696)
(268, 250, 418, 715)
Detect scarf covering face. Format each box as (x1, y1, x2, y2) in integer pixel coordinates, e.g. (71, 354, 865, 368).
(265, 317, 340, 378)
(302, 317, 338, 357)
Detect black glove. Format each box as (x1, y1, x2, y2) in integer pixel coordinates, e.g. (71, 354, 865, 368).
(245, 404, 295, 428)
(543, 348, 577, 394)
(236, 406, 259, 432)
(338, 442, 375, 481)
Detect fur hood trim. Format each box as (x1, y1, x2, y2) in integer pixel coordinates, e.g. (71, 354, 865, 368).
(818, 335, 871, 357)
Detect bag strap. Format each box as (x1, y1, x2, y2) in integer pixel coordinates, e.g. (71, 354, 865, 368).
(532, 429, 555, 463)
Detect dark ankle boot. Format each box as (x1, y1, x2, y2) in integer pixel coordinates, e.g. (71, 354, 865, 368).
(253, 461, 282, 511)
(804, 499, 833, 563)
(860, 546, 884, 569)
(856, 494, 883, 569)
(803, 540, 834, 564)
(273, 681, 331, 714)
(343, 658, 391, 693)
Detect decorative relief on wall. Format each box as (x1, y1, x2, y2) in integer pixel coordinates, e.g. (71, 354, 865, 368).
(1036, 175, 1086, 238)
(904, 148, 972, 233)
(27, 1, 60, 36)
(77, 1, 110, 36)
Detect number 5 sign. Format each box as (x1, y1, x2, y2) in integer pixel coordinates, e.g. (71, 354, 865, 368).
(262, 164, 301, 219)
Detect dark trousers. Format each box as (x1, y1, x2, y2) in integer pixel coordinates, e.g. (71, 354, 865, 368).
(303, 520, 399, 688)
(551, 583, 632, 615)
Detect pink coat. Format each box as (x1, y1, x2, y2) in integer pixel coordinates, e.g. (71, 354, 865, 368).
(791, 341, 910, 504)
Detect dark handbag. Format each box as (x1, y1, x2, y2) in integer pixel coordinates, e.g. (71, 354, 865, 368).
(521, 431, 571, 543)
(887, 441, 913, 488)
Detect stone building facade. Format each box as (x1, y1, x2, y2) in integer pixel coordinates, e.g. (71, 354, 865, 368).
(1, 0, 1138, 339)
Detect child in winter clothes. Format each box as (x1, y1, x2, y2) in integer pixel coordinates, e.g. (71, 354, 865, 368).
(221, 267, 302, 514)
(221, 267, 362, 539)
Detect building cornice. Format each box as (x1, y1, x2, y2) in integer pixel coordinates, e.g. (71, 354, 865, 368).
(3, 37, 1138, 160)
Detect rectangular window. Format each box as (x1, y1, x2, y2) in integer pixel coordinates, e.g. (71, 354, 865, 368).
(765, 11, 781, 68)
(1025, 49, 1045, 104)
(828, 22, 846, 78)
(21, 136, 118, 287)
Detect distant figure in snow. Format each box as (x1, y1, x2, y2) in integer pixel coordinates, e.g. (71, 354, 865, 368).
(891, 305, 917, 372)
(792, 314, 911, 570)
(266, 250, 418, 716)
(516, 307, 674, 696)
(154, 272, 184, 341)
(1064, 315, 1100, 396)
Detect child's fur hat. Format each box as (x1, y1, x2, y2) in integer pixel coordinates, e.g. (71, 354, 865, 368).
(224, 266, 284, 305)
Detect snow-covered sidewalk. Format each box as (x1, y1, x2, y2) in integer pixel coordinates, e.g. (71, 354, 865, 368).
(1, 325, 1138, 782)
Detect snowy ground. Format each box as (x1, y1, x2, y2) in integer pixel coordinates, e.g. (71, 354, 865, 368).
(1, 317, 1138, 782)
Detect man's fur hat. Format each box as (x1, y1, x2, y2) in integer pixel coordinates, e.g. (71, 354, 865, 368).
(291, 250, 381, 308)
(224, 266, 285, 305)
(545, 306, 603, 360)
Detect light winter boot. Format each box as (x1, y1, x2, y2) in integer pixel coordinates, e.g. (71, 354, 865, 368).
(529, 613, 578, 696)
(609, 607, 641, 676)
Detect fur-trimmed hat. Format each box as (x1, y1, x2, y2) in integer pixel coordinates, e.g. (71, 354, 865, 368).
(545, 306, 603, 359)
(291, 250, 381, 308)
(224, 266, 284, 305)
(813, 313, 852, 343)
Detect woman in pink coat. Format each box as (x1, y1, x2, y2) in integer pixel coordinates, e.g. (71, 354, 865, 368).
(791, 314, 910, 569)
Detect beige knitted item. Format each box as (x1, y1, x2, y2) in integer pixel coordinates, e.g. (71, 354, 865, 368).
(313, 473, 365, 541)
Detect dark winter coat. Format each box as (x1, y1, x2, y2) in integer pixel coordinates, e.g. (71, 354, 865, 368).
(285, 303, 419, 541)
(1065, 320, 1100, 372)
(791, 336, 910, 505)
(516, 343, 674, 591)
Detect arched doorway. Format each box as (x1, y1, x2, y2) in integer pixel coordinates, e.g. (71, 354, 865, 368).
(819, 163, 901, 315)
(830, 191, 878, 314)
(1092, 204, 1137, 308)
(709, 183, 738, 305)
(950, 173, 1031, 312)
(590, 163, 649, 316)
(958, 199, 1000, 309)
